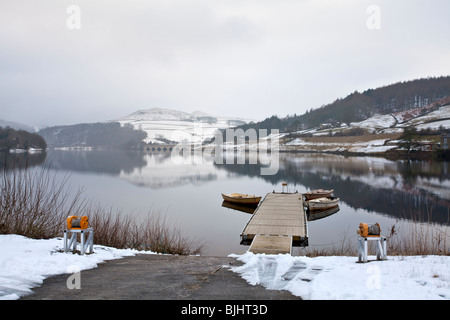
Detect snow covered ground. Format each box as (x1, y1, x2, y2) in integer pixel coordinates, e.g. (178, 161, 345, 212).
(291, 103, 450, 139)
(349, 114, 397, 132)
(1, 234, 449, 300)
(285, 137, 397, 154)
(230, 252, 449, 300)
(0, 234, 152, 300)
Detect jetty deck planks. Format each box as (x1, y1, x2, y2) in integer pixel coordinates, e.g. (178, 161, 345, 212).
(241, 192, 308, 254)
(249, 235, 293, 255)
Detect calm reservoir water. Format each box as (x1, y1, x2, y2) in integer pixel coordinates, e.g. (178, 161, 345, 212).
(6, 150, 450, 256)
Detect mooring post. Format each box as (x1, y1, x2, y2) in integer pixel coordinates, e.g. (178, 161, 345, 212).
(64, 216, 94, 255)
(358, 236, 387, 263)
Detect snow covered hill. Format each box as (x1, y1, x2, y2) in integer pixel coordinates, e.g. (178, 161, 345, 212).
(349, 101, 450, 134)
(284, 99, 450, 154)
(301, 98, 450, 136)
(113, 108, 254, 145)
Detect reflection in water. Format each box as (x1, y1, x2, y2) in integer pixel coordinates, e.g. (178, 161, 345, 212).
(44, 150, 147, 175)
(34, 150, 450, 225)
(216, 154, 450, 225)
(7, 150, 447, 255)
(0, 151, 47, 169)
(43, 150, 220, 189)
(307, 206, 340, 222)
(221, 201, 256, 214)
(119, 153, 220, 189)
(42, 150, 450, 225)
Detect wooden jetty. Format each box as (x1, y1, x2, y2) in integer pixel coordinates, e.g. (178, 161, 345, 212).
(240, 192, 308, 254)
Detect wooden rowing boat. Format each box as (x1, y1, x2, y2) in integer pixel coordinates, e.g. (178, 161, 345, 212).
(221, 193, 261, 206)
(307, 197, 340, 211)
(304, 189, 334, 200)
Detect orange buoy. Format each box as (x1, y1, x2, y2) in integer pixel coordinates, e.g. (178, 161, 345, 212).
(67, 216, 89, 229)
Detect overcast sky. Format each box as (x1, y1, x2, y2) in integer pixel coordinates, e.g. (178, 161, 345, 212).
(1, 0, 450, 128)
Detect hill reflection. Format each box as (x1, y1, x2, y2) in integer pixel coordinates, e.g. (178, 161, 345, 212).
(214, 154, 450, 225)
(37, 150, 449, 225)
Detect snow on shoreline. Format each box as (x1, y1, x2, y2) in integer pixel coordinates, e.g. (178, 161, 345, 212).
(285, 137, 397, 154)
(1, 234, 449, 300)
(230, 252, 449, 300)
(0, 234, 151, 300)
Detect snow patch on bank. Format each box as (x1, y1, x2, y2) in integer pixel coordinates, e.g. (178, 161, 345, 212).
(0, 234, 152, 300)
(230, 252, 450, 300)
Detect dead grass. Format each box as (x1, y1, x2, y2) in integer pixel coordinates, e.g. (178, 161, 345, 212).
(302, 214, 449, 257)
(386, 214, 449, 256)
(0, 164, 83, 238)
(88, 208, 203, 255)
(302, 133, 401, 144)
